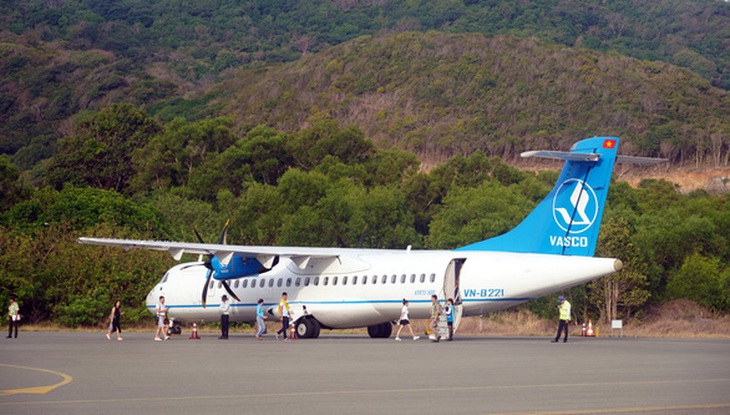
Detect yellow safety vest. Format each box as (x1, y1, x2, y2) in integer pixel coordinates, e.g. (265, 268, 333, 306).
(559, 300, 571, 321)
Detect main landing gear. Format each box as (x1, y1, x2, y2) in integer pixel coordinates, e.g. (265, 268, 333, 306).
(295, 317, 322, 339)
(367, 322, 392, 338)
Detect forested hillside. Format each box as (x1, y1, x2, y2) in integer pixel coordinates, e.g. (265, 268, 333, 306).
(216, 32, 729, 164)
(1, 0, 728, 175)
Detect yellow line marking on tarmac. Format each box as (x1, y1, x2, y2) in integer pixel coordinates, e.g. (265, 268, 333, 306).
(0, 364, 73, 396)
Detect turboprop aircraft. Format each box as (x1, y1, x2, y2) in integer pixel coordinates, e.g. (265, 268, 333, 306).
(78, 136, 662, 339)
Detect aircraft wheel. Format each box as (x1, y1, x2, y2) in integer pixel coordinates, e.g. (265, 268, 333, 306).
(367, 322, 392, 338)
(311, 319, 321, 338)
(296, 318, 320, 339)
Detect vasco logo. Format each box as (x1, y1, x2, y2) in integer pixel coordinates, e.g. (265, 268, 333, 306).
(552, 179, 598, 234)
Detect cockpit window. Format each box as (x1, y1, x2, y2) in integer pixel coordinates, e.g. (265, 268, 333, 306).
(161, 272, 169, 284)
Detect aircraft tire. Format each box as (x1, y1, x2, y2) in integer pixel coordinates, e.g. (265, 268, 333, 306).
(367, 322, 392, 338)
(310, 319, 321, 338)
(296, 318, 320, 339)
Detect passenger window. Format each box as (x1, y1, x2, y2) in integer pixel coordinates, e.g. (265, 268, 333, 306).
(362, 275, 367, 285)
(242, 279, 248, 289)
(343, 276, 348, 285)
(313, 277, 319, 286)
(295, 278, 301, 287)
(323, 277, 329, 286)
(277, 279, 282, 287)
(353, 276, 358, 285)
(333, 276, 338, 286)
(420, 274, 426, 283)
(209, 280, 214, 290)
(268, 279, 274, 288)
(372, 275, 378, 284)
(400, 274, 406, 284)
(286, 278, 292, 287)
(381, 275, 387, 284)
(304, 277, 311, 286)
(430, 273, 436, 283)
(410, 274, 416, 283)
(391, 274, 396, 284)
(217, 281, 223, 289)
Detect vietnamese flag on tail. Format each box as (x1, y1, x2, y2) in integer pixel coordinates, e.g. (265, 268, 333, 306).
(603, 139, 617, 149)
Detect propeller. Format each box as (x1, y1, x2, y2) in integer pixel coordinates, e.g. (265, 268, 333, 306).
(196, 220, 240, 308)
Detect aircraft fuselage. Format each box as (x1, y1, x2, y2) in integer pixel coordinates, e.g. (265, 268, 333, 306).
(146, 250, 621, 329)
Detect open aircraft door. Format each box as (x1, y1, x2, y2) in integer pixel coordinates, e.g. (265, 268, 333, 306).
(442, 258, 465, 334)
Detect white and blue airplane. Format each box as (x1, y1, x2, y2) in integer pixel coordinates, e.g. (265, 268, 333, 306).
(78, 136, 659, 338)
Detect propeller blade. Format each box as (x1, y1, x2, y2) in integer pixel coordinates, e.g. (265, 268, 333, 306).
(221, 280, 241, 302)
(358, 224, 368, 248)
(219, 219, 230, 245)
(201, 269, 213, 308)
(198, 220, 232, 308)
(193, 227, 205, 244)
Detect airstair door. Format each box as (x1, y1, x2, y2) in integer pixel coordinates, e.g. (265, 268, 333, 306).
(442, 258, 465, 335)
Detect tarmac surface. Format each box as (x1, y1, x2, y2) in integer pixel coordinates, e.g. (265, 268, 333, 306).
(0, 331, 729, 415)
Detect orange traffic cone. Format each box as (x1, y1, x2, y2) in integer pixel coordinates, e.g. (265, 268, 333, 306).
(586, 320, 595, 337)
(289, 322, 297, 340)
(189, 322, 200, 339)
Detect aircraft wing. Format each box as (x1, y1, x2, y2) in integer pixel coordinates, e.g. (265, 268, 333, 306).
(77, 237, 386, 268)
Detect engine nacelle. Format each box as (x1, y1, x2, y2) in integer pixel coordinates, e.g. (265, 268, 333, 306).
(210, 255, 279, 280)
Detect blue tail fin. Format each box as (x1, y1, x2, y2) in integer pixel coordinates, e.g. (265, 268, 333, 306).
(456, 136, 619, 256)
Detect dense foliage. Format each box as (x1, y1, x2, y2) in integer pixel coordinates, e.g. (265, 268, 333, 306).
(3, 0, 726, 87)
(1, 107, 728, 327)
(1, 0, 728, 179)
(218, 33, 729, 164)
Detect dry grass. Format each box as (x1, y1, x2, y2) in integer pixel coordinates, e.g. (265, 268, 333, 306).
(455, 300, 730, 338)
(630, 299, 730, 338)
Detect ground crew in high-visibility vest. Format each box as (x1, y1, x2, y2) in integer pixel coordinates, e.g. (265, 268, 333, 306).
(551, 295, 571, 343)
(276, 292, 291, 341)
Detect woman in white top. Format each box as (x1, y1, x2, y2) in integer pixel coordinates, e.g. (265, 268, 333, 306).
(394, 299, 420, 341)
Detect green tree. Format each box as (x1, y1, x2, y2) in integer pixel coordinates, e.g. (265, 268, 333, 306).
(589, 216, 650, 323)
(0, 155, 30, 212)
(132, 116, 238, 196)
(666, 253, 729, 312)
(426, 181, 535, 249)
(46, 104, 162, 193)
(285, 118, 376, 170)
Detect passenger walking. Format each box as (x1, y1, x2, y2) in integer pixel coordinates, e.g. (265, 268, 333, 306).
(444, 298, 454, 341)
(429, 294, 442, 342)
(106, 300, 124, 341)
(154, 296, 169, 341)
(551, 295, 571, 343)
(276, 292, 291, 340)
(7, 297, 19, 339)
(219, 295, 230, 339)
(394, 299, 420, 341)
(255, 298, 267, 340)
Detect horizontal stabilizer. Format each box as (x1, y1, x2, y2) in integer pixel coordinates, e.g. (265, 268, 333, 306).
(616, 155, 668, 166)
(521, 150, 600, 162)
